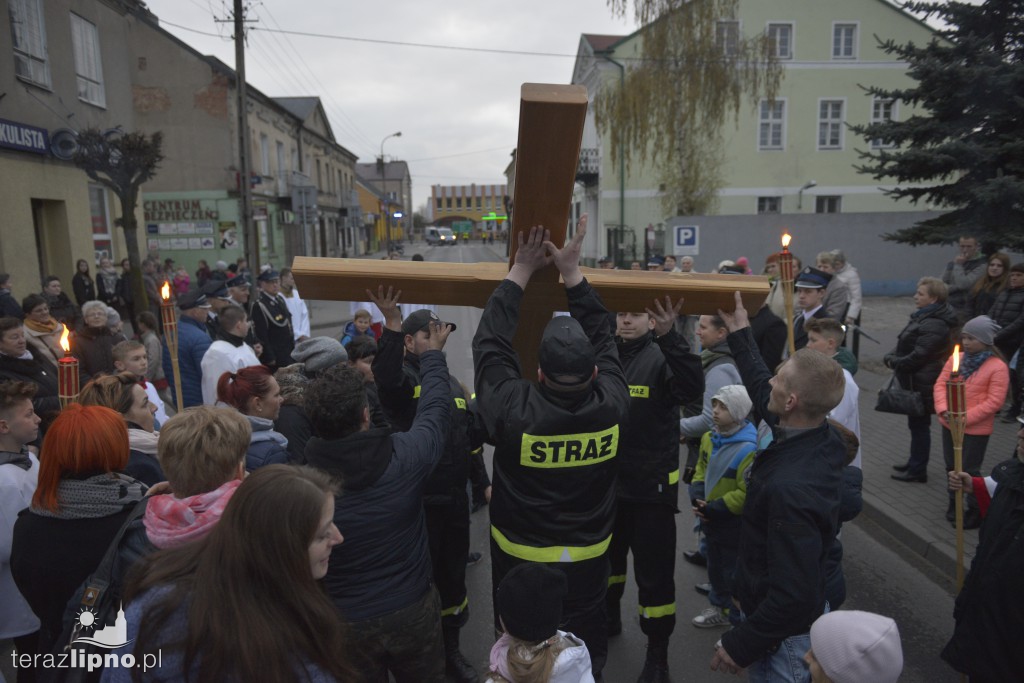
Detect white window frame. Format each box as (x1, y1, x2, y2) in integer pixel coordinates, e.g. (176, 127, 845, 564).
(70, 13, 105, 106)
(832, 22, 858, 60)
(715, 20, 740, 57)
(758, 98, 786, 151)
(259, 134, 270, 175)
(757, 196, 782, 214)
(817, 98, 845, 150)
(871, 97, 898, 149)
(10, 0, 51, 88)
(88, 184, 114, 262)
(816, 196, 842, 214)
(766, 22, 794, 60)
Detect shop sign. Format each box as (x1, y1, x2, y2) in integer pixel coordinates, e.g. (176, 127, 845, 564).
(0, 118, 49, 154)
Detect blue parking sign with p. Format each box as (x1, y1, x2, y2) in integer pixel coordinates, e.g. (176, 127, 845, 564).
(674, 225, 699, 256)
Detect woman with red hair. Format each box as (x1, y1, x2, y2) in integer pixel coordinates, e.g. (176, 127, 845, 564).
(10, 404, 146, 659)
(217, 364, 289, 471)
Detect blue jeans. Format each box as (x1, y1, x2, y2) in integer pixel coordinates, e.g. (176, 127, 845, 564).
(743, 602, 829, 683)
(746, 631, 811, 683)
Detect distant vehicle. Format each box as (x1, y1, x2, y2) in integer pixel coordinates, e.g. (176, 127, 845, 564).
(426, 227, 457, 246)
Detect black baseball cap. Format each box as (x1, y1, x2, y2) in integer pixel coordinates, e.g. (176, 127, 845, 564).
(538, 316, 596, 391)
(401, 309, 457, 336)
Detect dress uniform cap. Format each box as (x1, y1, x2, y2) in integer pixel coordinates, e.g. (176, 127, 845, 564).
(226, 274, 249, 288)
(257, 269, 280, 283)
(795, 266, 832, 289)
(201, 281, 230, 300)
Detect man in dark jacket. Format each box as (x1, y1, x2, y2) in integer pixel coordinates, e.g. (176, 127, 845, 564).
(472, 219, 629, 678)
(942, 427, 1024, 681)
(304, 321, 452, 683)
(249, 269, 293, 370)
(942, 235, 987, 323)
(41, 276, 79, 327)
(0, 274, 24, 320)
(161, 291, 213, 408)
(607, 301, 703, 682)
(711, 291, 846, 682)
(370, 296, 480, 683)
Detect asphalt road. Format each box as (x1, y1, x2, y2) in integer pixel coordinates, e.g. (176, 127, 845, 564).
(311, 243, 961, 682)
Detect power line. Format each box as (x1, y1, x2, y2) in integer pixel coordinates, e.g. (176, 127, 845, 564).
(407, 146, 511, 163)
(251, 26, 580, 58)
(255, 4, 377, 156)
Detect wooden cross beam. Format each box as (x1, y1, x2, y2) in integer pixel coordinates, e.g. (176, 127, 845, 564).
(292, 83, 768, 377)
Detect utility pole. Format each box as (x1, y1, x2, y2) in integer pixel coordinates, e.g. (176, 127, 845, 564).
(232, 0, 258, 273)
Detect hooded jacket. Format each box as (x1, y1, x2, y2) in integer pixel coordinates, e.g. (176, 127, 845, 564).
(473, 279, 629, 559)
(680, 343, 741, 439)
(305, 349, 451, 622)
(690, 422, 758, 518)
(615, 330, 703, 508)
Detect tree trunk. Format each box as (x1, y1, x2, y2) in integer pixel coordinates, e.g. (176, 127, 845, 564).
(119, 194, 149, 317)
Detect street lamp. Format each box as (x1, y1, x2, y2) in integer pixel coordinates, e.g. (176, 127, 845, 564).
(797, 180, 817, 210)
(380, 132, 402, 248)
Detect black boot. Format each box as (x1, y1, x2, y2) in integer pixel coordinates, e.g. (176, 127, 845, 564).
(636, 638, 672, 683)
(443, 626, 479, 683)
(607, 598, 622, 637)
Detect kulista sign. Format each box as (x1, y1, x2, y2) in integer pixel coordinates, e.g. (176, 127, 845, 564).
(0, 117, 49, 155)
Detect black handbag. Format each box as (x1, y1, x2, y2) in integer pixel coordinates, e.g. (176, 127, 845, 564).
(875, 373, 927, 417)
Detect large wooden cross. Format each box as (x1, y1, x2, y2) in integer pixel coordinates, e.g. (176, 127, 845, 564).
(292, 83, 768, 376)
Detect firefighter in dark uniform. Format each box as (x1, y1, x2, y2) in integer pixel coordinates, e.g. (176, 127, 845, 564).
(369, 294, 481, 683)
(472, 219, 629, 679)
(223, 273, 263, 353)
(249, 269, 293, 370)
(607, 302, 704, 682)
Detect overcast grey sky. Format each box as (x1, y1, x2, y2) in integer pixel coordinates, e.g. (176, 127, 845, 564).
(146, 0, 638, 210)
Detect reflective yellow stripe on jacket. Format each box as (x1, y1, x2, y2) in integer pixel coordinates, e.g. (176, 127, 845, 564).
(490, 526, 612, 563)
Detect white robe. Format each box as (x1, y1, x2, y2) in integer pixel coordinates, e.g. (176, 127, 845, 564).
(828, 368, 862, 468)
(201, 340, 261, 405)
(283, 288, 310, 341)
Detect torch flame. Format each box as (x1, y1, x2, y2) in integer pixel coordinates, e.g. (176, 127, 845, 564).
(952, 344, 960, 373)
(781, 233, 792, 249)
(59, 325, 71, 353)
(161, 282, 170, 301)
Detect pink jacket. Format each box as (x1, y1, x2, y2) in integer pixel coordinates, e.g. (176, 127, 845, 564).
(933, 354, 1009, 435)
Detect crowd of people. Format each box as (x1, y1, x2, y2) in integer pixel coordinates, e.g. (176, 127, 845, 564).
(2, 227, 1023, 683)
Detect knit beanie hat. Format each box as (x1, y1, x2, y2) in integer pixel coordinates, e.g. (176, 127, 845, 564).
(291, 337, 347, 373)
(497, 563, 567, 643)
(961, 315, 1000, 347)
(810, 611, 903, 683)
(711, 385, 752, 424)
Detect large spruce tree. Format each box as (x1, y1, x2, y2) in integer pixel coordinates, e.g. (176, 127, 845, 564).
(851, 0, 1024, 252)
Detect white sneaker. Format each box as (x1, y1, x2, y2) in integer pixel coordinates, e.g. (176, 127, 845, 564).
(692, 606, 730, 628)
